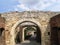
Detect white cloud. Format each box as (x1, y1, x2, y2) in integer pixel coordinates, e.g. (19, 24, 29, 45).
(14, 0, 60, 11)
(17, 4, 30, 11)
(45, 4, 60, 11)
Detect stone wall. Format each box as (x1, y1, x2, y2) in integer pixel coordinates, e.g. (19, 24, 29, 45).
(0, 15, 5, 45)
(0, 11, 60, 45)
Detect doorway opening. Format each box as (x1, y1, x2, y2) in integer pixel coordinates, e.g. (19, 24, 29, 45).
(15, 21, 41, 45)
(0, 28, 4, 36)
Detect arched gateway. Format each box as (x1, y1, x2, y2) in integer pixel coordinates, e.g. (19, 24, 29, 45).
(11, 19, 41, 45)
(0, 11, 60, 45)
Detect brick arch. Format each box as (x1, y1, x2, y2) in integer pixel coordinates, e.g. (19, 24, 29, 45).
(50, 14, 60, 27)
(50, 14, 60, 19)
(10, 19, 42, 45)
(51, 14, 60, 18)
(50, 14, 60, 45)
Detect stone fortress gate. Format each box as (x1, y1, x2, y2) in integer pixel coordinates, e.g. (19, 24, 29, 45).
(0, 11, 60, 45)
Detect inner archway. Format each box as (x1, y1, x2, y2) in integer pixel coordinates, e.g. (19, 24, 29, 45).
(15, 21, 41, 45)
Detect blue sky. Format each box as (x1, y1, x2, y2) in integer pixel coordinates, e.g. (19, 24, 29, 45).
(0, 0, 60, 13)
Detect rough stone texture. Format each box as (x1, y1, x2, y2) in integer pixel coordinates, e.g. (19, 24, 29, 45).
(0, 11, 60, 45)
(0, 15, 5, 45)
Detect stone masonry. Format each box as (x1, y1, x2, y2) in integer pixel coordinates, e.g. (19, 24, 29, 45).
(0, 11, 60, 45)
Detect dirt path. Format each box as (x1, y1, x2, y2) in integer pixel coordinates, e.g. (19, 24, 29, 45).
(16, 40, 40, 45)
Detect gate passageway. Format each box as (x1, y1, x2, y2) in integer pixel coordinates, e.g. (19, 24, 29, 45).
(15, 21, 41, 45)
(16, 40, 40, 45)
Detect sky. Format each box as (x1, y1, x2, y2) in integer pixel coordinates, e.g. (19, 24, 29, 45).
(0, 0, 60, 13)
